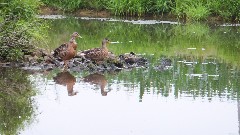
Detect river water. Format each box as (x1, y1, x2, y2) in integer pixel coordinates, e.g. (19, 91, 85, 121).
(0, 16, 240, 135)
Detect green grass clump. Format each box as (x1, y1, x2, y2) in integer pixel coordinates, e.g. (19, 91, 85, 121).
(107, 0, 145, 16)
(174, 0, 209, 21)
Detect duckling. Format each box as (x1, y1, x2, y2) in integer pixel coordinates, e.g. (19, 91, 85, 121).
(53, 32, 82, 69)
(81, 38, 111, 63)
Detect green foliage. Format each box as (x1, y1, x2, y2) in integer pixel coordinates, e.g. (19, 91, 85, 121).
(208, 0, 240, 21)
(41, 0, 82, 12)
(81, 0, 109, 10)
(40, 0, 240, 21)
(0, 0, 48, 62)
(107, 0, 174, 16)
(107, 0, 144, 16)
(174, 0, 209, 20)
(152, 0, 174, 14)
(0, 68, 37, 135)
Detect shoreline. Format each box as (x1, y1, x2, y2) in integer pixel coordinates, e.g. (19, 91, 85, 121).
(39, 6, 230, 24)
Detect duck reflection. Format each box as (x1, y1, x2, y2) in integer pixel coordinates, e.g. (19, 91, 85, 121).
(83, 73, 109, 96)
(53, 71, 78, 96)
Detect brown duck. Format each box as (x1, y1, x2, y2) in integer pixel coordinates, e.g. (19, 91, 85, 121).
(53, 32, 82, 69)
(81, 38, 111, 63)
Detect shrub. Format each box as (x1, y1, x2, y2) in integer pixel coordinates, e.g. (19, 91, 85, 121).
(0, 0, 48, 62)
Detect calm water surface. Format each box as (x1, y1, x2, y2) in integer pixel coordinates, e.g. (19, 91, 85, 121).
(1, 16, 240, 135)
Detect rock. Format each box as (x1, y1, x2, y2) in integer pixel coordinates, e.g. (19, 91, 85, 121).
(154, 58, 172, 71)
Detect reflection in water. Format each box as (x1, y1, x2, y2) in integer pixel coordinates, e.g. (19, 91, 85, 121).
(82, 73, 109, 96)
(238, 100, 240, 134)
(0, 68, 36, 135)
(53, 71, 77, 96)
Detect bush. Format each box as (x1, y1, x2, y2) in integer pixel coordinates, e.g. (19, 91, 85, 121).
(0, 0, 48, 62)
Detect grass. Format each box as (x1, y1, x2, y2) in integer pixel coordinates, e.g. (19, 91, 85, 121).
(40, 0, 240, 21)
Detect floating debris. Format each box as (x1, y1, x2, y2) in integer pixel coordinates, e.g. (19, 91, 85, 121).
(187, 48, 197, 50)
(183, 61, 198, 64)
(110, 41, 120, 44)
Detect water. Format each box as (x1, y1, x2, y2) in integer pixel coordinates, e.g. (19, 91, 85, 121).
(0, 16, 240, 135)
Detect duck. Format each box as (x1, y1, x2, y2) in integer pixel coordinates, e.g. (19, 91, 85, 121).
(81, 38, 111, 63)
(53, 32, 82, 69)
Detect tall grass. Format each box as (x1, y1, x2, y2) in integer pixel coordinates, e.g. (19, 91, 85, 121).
(41, 0, 82, 12)
(174, 0, 210, 21)
(207, 0, 240, 21)
(40, 0, 240, 21)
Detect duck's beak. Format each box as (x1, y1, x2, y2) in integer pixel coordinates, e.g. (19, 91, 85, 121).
(78, 35, 82, 38)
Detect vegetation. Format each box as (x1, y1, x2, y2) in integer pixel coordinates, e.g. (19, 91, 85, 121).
(0, 0, 48, 62)
(0, 68, 37, 135)
(40, 0, 240, 21)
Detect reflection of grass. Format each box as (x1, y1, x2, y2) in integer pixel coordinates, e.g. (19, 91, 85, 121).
(45, 18, 240, 68)
(0, 68, 37, 135)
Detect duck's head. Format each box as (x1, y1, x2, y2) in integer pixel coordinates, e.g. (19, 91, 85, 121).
(102, 38, 111, 45)
(71, 32, 82, 38)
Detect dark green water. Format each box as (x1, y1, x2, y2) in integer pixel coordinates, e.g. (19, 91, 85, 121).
(1, 16, 240, 135)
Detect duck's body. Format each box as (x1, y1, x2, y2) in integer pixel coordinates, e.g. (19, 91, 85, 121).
(81, 38, 110, 62)
(53, 32, 82, 69)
